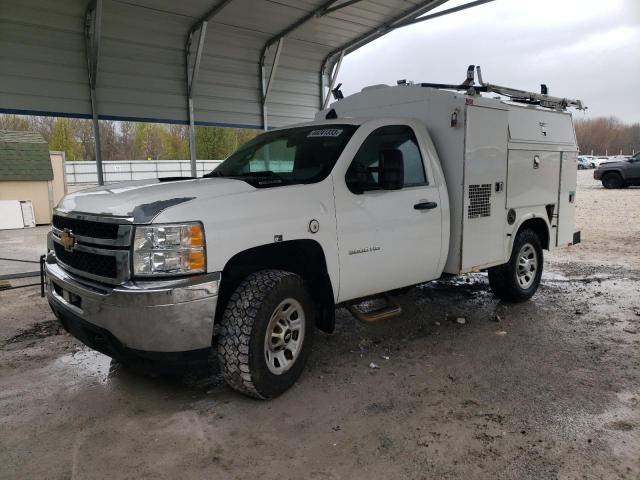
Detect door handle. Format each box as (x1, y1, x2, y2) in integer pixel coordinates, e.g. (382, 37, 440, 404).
(414, 201, 438, 210)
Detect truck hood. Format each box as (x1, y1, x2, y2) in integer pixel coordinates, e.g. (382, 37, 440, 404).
(597, 161, 627, 169)
(56, 178, 255, 222)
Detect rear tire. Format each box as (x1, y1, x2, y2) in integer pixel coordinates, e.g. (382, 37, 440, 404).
(488, 228, 543, 302)
(602, 172, 624, 189)
(217, 269, 314, 399)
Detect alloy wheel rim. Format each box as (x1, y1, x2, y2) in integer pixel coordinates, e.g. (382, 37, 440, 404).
(264, 298, 305, 375)
(516, 243, 538, 289)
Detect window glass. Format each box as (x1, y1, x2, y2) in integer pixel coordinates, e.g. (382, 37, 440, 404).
(345, 125, 427, 193)
(249, 139, 295, 173)
(211, 124, 358, 188)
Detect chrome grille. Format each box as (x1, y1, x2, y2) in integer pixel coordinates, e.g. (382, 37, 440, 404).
(51, 212, 132, 285)
(53, 215, 119, 239)
(53, 243, 117, 278)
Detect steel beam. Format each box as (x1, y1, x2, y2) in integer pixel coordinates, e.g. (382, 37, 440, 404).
(320, 0, 448, 80)
(185, 22, 207, 177)
(261, 37, 284, 130)
(321, 0, 495, 79)
(322, 50, 344, 109)
(260, 0, 339, 61)
(321, 0, 365, 16)
(258, 0, 366, 127)
(396, 0, 496, 28)
(84, 0, 104, 185)
(185, 1, 232, 177)
(189, 0, 233, 36)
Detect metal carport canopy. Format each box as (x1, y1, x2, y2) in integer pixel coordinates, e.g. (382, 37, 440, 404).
(0, 0, 492, 180)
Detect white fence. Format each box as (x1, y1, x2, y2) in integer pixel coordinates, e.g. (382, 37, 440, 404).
(65, 160, 223, 184)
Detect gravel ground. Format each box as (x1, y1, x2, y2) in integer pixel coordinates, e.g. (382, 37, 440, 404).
(1, 170, 639, 480)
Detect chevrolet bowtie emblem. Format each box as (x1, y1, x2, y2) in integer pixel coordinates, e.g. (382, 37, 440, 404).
(61, 229, 76, 252)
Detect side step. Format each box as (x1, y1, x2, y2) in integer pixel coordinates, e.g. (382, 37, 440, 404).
(346, 295, 402, 323)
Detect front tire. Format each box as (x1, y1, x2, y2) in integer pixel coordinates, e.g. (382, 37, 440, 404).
(602, 172, 624, 189)
(488, 228, 543, 302)
(217, 270, 314, 399)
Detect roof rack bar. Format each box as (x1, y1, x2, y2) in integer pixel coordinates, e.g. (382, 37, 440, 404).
(475, 66, 585, 110)
(416, 66, 586, 111)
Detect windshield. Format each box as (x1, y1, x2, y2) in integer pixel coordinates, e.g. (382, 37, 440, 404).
(206, 124, 358, 187)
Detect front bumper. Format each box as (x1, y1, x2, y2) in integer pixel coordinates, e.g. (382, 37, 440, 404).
(45, 255, 219, 354)
(593, 169, 603, 180)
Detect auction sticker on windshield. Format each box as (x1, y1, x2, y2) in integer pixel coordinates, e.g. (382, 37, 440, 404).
(307, 129, 344, 137)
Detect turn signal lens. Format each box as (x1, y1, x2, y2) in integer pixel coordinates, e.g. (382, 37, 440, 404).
(189, 224, 204, 248)
(189, 250, 206, 271)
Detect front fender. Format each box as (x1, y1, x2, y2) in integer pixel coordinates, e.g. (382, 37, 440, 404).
(152, 179, 340, 302)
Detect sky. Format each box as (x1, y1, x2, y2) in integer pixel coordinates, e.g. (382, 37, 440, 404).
(337, 0, 640, 124)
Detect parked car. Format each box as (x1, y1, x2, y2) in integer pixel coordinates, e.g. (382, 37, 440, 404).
(577, 157, 592, 169)
(578, 155, 597, 168)
(593, 156, 611, 167)
(594, 152, 640, 188)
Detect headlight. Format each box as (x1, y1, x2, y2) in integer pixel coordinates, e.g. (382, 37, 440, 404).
(132, 222, 206, 276)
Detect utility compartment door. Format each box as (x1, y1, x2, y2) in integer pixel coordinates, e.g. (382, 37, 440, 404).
(461, 106, 508, 270)
(506, 150, 561, 209)
(556, 151, 578, 246)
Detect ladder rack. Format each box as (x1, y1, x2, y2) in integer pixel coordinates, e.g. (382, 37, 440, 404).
(411, 65, 586, 111)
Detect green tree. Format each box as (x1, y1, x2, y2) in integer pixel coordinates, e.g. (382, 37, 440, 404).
(0, 114, 30, 131)
(132, 123, 165, 159)
(162, 124, 189, 159)
(49, 118, 80, 160)
(195, 126, 237, 160)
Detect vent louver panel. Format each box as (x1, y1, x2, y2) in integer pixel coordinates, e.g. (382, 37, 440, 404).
(468, 184, 492, 219)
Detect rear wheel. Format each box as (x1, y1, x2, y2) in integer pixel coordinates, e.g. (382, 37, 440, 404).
(488, 228, 543, 302)
(217, 269, 314, 399)
(602, 172, 624, 189)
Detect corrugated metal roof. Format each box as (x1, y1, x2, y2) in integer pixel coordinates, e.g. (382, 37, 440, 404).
(0, 130, 53, 181)
(0, 0, 452, 128)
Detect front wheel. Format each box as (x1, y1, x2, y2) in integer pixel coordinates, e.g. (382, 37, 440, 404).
(488, 229, 543, 302)
(217, 270, 314, 399)
(602, 172, 624, 189)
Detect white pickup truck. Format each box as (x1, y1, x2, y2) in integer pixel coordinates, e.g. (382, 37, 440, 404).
(46, 77, 582, 398)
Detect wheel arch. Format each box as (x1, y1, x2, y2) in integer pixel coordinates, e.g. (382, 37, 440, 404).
(511, 215, 551, 251)
(217, 240, 336, 333)
(601, 168, 626, 180)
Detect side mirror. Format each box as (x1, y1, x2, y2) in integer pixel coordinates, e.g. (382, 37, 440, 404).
(380, 149, 404, 190)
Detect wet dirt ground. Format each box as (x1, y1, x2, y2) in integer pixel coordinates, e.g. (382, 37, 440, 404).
(1, 171, 639, 479)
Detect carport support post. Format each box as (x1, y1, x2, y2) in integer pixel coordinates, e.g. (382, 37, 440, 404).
(322, 49, 344, 109)
(84, 0, 104, 185)
(261, 38, 284, 131)
(185, 22, 208, 178)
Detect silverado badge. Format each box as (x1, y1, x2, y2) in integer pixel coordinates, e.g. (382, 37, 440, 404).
(61, 229, 76, 252)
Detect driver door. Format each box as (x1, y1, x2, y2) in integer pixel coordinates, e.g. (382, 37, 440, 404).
(333, 123, 443, 302)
